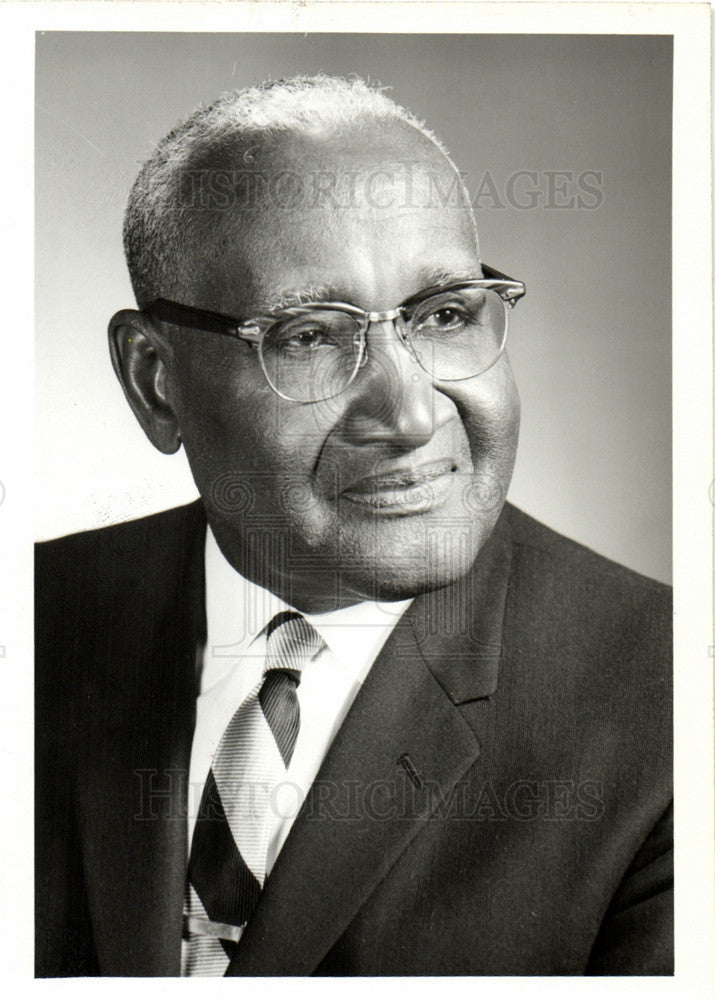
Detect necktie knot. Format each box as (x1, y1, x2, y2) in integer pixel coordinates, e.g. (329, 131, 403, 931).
(264, 610, 325, 681)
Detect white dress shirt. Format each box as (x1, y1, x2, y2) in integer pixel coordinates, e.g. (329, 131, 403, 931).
(187, 527, 411, 876)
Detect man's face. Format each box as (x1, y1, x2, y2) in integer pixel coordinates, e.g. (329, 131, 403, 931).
(162, 125, 520, 611)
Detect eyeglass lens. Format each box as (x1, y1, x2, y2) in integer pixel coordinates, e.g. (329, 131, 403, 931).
(260, 287, 507, 402)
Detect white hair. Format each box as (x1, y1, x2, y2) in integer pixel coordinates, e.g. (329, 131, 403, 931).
(124, 74, 473, 307)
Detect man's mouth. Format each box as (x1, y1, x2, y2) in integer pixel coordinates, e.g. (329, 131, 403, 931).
(339, 458, 459, 514)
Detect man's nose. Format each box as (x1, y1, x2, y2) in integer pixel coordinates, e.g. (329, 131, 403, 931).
(340, 320, 439, 448)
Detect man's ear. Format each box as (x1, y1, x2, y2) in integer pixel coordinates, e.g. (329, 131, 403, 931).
(108, 309, 181, 455)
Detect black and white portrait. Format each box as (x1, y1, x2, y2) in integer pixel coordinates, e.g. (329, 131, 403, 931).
(15, 4, 711, 985)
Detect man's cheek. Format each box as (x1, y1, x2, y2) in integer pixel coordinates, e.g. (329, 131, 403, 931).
(455, 377, 520, 457)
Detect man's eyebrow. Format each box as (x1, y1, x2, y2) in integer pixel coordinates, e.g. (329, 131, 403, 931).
(253, 268, 483, 316)
(254, 284, 339, 314)
(413, 266, 483, 288)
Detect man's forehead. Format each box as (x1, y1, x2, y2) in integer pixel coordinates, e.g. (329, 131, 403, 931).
(230, 197, 479, 309)
(180, 121, 478, 312)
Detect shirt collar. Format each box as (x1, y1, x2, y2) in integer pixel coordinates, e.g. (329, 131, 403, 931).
(203, 526, 411, 693)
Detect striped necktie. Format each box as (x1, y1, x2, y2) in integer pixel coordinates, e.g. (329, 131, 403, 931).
(182, 611, 325, 976)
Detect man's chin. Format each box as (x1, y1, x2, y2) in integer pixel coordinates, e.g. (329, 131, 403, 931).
(330, 505, 499, 603)
(348, 570, 464, 604)
(337, 545, 484, 604)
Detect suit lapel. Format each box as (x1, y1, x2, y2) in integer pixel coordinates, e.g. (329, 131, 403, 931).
(76, 502, 206, 976)
(227, 509, 514, 976)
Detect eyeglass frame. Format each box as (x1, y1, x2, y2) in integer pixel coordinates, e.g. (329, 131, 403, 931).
(143, 263, 526, 403)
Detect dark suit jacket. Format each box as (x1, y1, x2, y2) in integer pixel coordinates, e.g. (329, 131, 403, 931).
(35, 501, 672, 976)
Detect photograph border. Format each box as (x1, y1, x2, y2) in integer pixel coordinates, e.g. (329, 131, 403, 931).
(0, 2, 711, 995)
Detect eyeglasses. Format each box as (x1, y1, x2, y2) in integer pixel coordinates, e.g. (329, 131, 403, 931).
(145, 264, 525, 403)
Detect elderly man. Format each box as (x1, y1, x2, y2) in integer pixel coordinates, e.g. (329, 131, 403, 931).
(35, 75, 672, 977)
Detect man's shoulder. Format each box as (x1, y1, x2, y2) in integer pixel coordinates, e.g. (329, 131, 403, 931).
(501, 501, 671, 606)
(35, 502, 207, 705)
(35, 500, 205, 578)
(497, 502, 671, 704)
(35, 502, 207, 649)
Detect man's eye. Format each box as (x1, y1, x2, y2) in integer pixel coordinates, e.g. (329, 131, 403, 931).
(414, 293, 487, 336)
(275, 324, 336, 351)
(416, 304, 471, 334)
(430, 307, 468, 328)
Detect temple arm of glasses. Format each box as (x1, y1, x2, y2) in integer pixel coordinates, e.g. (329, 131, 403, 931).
(480, 262, 513, 282)
(480, 263, 526, 304)
(145, 298, 249, 338)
